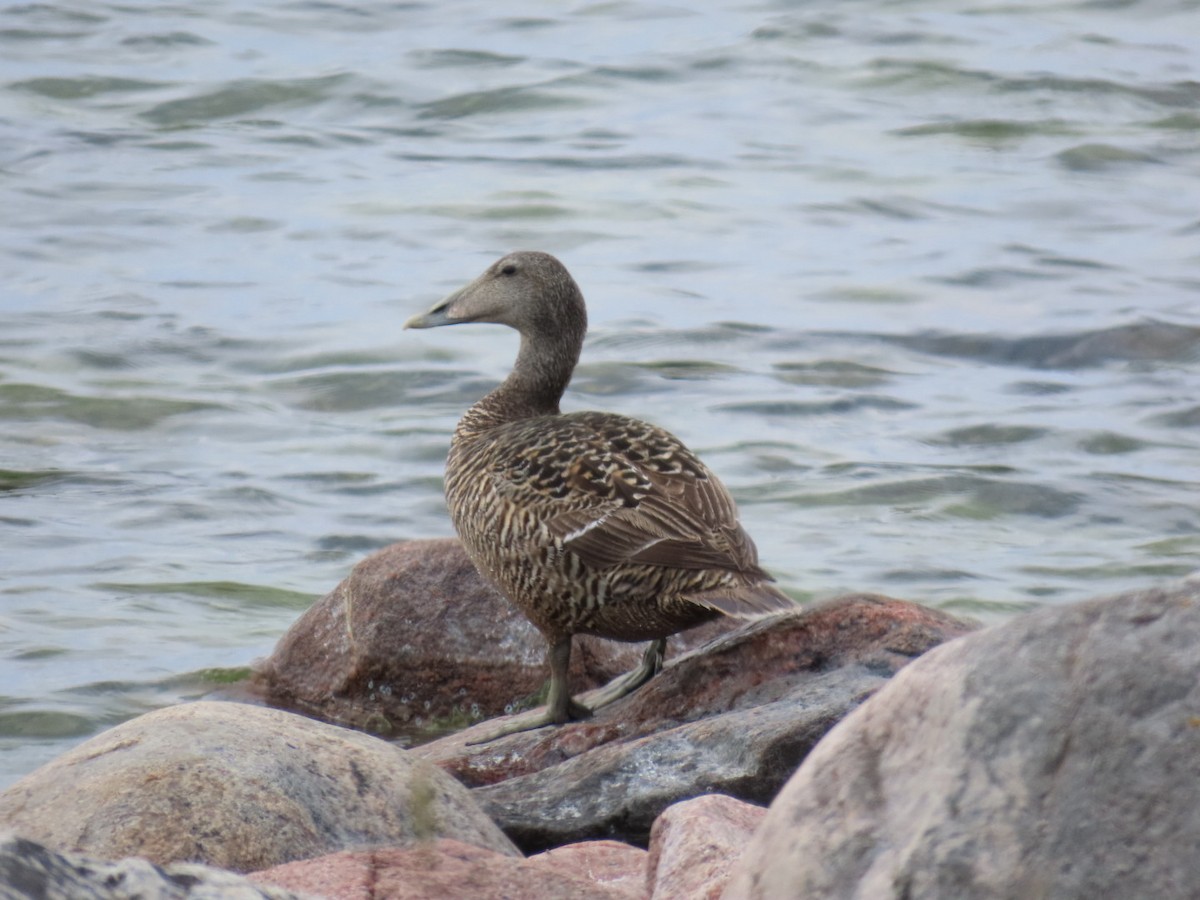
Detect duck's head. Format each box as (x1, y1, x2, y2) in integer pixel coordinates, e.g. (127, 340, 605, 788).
(405, 250, 587, 340)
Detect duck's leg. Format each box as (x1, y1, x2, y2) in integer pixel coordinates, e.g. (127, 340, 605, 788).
(465, 636, 589, 744)
(581, 637, 666, 712)
(545, 636, 592, 723)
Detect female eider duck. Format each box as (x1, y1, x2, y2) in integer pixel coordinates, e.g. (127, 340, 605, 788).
(406, 251, 793, 738)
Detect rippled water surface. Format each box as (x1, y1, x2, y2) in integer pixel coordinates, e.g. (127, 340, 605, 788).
(2, 0, 1199, 786)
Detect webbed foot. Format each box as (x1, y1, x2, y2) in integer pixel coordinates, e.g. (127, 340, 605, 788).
(465, 696, 591, 744)
(463, 636, 667, 745)
(579, 637, 666, 712)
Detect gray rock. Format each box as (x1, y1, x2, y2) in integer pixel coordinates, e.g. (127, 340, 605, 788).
(415, 596, 975, 852)
(724, 580, 1200, 900)
(0, 701, 516, 874)
(0, 832, 307, 900)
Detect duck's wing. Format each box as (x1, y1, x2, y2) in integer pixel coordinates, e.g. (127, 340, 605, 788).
(492, 413, 768, 577)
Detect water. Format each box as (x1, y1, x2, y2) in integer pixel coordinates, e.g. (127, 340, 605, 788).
(2, 0, 1198, 787)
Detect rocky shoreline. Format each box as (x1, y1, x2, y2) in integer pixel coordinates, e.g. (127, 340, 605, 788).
(2, 540, 1198, 898)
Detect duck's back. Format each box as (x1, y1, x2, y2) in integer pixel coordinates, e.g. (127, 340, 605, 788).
(446, 408, 786, 642)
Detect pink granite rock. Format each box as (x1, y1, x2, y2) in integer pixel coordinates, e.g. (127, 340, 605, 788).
(527, 840, 647, 899)
(646, 795, 766, 899)
(252, 838, 646, 900)
(724, 582, 1200, 900)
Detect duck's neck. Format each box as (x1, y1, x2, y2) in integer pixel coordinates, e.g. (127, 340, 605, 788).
(456, 330, 582, 438)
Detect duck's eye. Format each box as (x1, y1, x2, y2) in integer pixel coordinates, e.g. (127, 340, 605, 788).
(500, 264, 517, 276)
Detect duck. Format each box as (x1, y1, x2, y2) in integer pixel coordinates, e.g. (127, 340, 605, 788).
(405, 251, 793, 739)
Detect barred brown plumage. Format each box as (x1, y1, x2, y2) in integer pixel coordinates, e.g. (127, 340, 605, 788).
(405, 250, 794, 740)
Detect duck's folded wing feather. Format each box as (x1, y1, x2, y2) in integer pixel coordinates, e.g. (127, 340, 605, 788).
(491, 416, 768, 576)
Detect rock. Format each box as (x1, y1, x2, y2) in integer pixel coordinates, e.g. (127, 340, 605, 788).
(0, 832, 306, 900)
(251, 838, 646, 900)
(415, 595, 975, 851)
(527, 840, 647, 898)
(248, 539, 737, 738)
(0, 701, 516, 874)
(724, 581, 1200, 900)
(646, 795, 766, 900)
